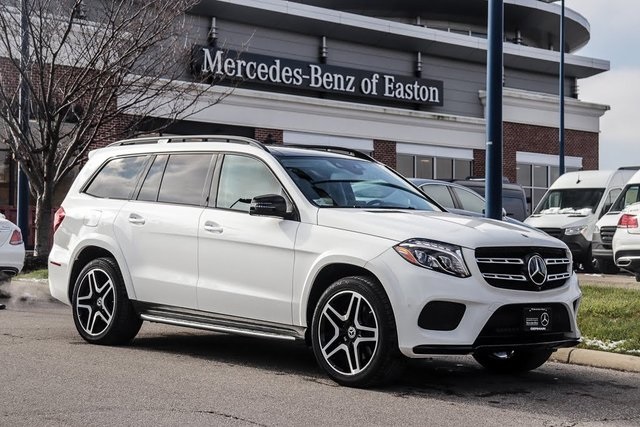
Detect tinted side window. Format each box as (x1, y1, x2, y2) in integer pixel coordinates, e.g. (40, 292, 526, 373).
(137, 155, 168, 202)
(157, 154, 213, 206)
(420, 184, 455, 209)
(452, 187, 485, 214)
(504, 197, 526, 221)
(85, 156, 147, 199)
(216, 155, 283, 212)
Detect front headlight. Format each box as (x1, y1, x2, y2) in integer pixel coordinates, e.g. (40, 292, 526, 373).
(564, 226, 587, 236)
(394, 239, 471, 278)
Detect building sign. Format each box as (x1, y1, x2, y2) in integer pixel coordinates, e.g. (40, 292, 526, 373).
(192, 47, 444, 107)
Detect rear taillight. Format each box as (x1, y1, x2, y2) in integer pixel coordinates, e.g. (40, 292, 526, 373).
(53, 207, 66, 234)
(9, 229, 23, 245)
(618, 213, 638, 229)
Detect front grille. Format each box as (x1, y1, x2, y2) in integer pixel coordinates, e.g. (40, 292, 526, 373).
(539, 228, 563, 239)
(600, 226, 617, 249)
(475, 246, 572, 291)
(473, 303, 572, 348)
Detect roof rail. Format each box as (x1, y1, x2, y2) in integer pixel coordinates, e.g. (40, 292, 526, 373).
(284, 144, 376, 162)
(107, 135, 269, 152)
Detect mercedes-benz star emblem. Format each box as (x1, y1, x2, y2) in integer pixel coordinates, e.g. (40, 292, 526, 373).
(527, 255, 548, 286)
(540, 312, 550, 327)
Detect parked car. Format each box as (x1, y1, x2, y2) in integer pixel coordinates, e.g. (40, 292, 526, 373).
(612, 202, 640, 280)
(525, 167, 638, 271)
(0, 213, 25, 280)
(452, 178, 529, 221)
(49, 135, 581, 387)
(410, 178, 487, 215)
(592, 169, 640, 274)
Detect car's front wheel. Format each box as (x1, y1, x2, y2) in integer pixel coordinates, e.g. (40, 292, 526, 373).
(72, 257, 142, 345)
(473, 349, 553, 374)
(311, 276, 401, 387)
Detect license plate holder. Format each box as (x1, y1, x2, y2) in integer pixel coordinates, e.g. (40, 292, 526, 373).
(523, 307, 552, 332)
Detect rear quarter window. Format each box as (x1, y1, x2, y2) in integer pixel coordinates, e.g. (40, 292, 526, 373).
(84, 156, 148, 199)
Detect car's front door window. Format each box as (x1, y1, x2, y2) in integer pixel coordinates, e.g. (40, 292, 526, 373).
(216, 155, 285, 212)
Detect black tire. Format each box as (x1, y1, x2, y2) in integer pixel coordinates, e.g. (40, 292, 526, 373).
(595, 258, 619, 275)
(71, 257, 142, 345)
(473, 349, 553, 374)
(580, 245, 596, 273)
(311, 276, 401, 388)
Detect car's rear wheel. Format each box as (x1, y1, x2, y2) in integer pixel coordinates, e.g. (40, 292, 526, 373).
(473, 349, 553, 374)
(72, 257, 142, 345)
(311, 276, 401, 387)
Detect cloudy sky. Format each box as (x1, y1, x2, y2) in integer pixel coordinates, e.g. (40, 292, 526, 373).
(564, 0, 640, 169)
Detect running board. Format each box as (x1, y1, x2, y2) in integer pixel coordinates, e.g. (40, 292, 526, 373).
(139, 313, 301, 341)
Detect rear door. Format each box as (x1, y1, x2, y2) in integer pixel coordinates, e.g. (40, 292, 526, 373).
(114, 153, 215, 309)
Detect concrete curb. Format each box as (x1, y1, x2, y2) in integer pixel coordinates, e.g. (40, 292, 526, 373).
(551, 348, 640, 373)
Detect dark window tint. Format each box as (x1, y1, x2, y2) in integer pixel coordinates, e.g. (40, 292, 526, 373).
(85, 156, 147, 199)
(420, 184, 455, 209)
(452, 187, 485, 214)
(217, 155, 283, 212)
(137, 155, 168, 202)
(157, 154, 213, 206)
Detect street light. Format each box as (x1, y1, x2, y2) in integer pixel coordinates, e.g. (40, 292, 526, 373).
(540, 0, 566, 176)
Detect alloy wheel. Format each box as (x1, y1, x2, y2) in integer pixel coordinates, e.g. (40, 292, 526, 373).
(75, 268, 116, 337)
(317, 290, 379, 376)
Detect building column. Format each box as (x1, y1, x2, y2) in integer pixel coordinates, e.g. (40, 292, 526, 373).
(255, 128, 283, 144)
(373, 140, 397, 168)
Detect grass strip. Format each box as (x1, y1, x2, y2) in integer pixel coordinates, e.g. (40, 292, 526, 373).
(577, 284, 640, 356)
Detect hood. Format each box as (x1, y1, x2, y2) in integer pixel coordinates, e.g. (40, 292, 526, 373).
(317, 209, 564, 249)
(525, 212, 593, 229)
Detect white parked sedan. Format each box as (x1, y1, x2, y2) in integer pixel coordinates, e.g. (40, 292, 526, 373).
(612, 202, 640, 280)
(0, 213, 25, 280)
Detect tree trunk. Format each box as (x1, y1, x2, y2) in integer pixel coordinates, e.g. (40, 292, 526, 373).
(33, 184, 54, 261)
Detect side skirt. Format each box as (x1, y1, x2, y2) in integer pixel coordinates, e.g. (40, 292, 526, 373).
(134, 302, 306, 342)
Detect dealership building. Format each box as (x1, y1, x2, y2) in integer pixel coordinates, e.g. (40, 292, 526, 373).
(1, 0, 609, 223)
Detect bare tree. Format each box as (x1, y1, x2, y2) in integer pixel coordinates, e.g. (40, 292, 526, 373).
(0, 0, 231, 259)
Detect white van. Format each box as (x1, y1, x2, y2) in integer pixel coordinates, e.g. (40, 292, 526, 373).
(525, 167, 638, 271)
(592, 169, 640, 273)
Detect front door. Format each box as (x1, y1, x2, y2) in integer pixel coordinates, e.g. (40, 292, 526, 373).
(197, 154, 299, 324)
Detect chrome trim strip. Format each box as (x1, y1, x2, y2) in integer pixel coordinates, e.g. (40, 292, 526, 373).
(476, 258, 524, 265)
(140, 314, 297, 341)
(547, 273, 571, 281)
(545, 258, 571, 265)
(481, 273, 527, 281)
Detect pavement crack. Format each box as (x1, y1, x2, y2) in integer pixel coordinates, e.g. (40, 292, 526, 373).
(194, 410, 268, 426)
(1, 333, 24, 339)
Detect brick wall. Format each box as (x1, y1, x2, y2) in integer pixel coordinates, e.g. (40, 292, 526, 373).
(373, 140, 397, 168)
(473, 122, 599, 182)
(254, 128, 283, 144)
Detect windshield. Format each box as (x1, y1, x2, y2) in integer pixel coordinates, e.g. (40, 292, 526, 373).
(534, 188, 605, 215)
(611, 184, 640, 213)
(279, 156, 439, 210)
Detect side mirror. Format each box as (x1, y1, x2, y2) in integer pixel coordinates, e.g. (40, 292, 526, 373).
(250, 194, 289, 218)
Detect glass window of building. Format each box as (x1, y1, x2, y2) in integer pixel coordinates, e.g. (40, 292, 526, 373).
(396, 154, 414, 177)
(397, 154, 471, 180)
(517, 162, 579, 212)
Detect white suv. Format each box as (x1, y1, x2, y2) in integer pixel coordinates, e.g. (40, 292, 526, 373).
(49, 135, 581, 387)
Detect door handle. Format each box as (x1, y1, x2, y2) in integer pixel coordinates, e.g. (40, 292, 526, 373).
(204, 221, 223, 233)
(128, 213, 146, 225)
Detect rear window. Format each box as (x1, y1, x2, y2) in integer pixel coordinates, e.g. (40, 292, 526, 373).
(85, 156, 147, 199)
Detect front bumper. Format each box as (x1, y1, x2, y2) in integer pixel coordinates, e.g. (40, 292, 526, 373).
(366, 247, 582, 358)
(560, 233, 592, 262)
